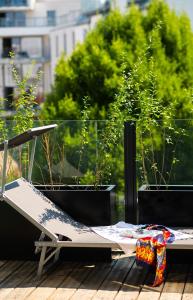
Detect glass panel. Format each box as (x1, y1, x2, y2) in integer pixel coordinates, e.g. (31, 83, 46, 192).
(12, 37, 21, 54)
(14, 12, 26, 26)
(136, 119, 193, 188)
(21, 37, 42, 58)
(47, 10, 56, 26)
(0, 12, 79, 27)
(0, 120, 125, 222)
(81, 0, 108, 13)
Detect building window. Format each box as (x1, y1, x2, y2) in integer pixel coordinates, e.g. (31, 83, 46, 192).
(12, 37, 21, 53)
(64, 33, 67, 53)
(0, 0, 27, 6)
(2, 37, 22, 57)
(0, 11, 25, 26)
(21, 37, 42, 58)
(15, 11, 25, 26)
(55, 35, 59, 57)
(2, 38, 12, 57)
(47, 10, 56, 26)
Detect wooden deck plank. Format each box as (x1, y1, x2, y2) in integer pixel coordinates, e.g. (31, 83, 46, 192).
(115, 259, 147, 300)
(182, 294, 193, 300)
(18, 261, 76, 300)
(0, 261, 36, 300)
(0, 260, 24, 283)
(48, 262, 98, 300)
(137, 267, 164, 300)
(0, 261, 7, 268)
(0, 256, 190, 300)
(6, 263, 54, 300)
(182, 265, 193, 300)
(91, 255, 133, 300)
(27, 263, 77, 300)
(160, 264, 188, 300)
(69, 260, 118, 300)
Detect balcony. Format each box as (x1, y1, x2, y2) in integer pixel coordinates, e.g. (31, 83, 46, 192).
(0, 0, 27, 7)
(0, 10, 86, 27)
(0, 17, 57, 27)
(0, 52, 50, 63)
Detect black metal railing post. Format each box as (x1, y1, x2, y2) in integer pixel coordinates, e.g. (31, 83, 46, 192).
(124, 121, 137, 224)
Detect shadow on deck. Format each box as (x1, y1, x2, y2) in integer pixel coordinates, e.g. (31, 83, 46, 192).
(0, 253, 192, 299)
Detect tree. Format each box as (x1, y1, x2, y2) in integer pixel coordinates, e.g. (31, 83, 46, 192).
(42, 0, 193, 121)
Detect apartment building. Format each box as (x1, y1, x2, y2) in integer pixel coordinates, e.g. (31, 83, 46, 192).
(49, 6, 109, 82)
(0, 0, 102, 112)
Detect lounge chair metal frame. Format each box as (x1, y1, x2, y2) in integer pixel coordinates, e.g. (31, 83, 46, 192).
(34, 238, 117, 277)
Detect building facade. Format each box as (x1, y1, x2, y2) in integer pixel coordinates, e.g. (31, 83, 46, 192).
(0, 0, 107, 112)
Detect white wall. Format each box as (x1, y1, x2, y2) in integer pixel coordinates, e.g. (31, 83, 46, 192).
(43, 61, 51, 93)
(50, 22, 90, 81)
(0, 27, 50, 37)
(0, 0, 101, 102)
(50, 13, 102, 82)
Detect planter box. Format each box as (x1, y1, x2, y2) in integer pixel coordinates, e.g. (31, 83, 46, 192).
(35, 185, 116, 226)
(0, 184, 116, 261)
(0, 201, 40, 260)
(138, 185, 193, 227)
(35, 184, 116, 262)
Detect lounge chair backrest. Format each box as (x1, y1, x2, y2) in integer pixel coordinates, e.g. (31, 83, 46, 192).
(4, 177, 89, 242)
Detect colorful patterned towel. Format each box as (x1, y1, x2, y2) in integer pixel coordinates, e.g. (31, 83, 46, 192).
(136, 225, 175, 286)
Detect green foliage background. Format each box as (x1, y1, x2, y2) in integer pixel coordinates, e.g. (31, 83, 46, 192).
(42, 0, 193, 121)
(38, 0, 193, 196)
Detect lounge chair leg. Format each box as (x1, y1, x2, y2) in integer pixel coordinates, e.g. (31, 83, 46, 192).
(54, 248, 60, 263)
(37, 246, 47, 277)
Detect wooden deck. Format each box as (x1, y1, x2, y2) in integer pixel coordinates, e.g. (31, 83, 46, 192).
(0, 253, 193, 300)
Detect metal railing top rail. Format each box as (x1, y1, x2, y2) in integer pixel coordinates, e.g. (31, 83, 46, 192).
(0, 10, 88, 28)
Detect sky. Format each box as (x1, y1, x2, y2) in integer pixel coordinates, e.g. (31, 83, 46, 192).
(165, 0, 193, 28)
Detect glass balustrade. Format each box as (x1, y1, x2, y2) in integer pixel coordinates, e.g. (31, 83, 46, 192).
(0, 11, 82, 27)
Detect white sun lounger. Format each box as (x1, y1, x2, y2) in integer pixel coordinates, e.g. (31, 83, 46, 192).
(1, 125, 193, 277)
(3, 177, 193, 277)
(0, 125, 118, 276)
(4, 177, 118, 276)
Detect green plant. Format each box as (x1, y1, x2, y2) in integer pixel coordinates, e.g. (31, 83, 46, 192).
(78, 22, 192, 190)
(2, 52, 43, 180)
(39, 0, 193, 192)
(74, 97, 91, 184)
(0, 97, 8, 142)
(9, 51, 42, 134)
(43, 0, 193, 122)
